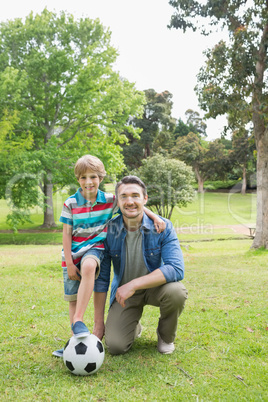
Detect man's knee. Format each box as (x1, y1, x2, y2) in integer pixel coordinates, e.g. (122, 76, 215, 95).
(105, 335, 133, 355)
(160, 282, 188, 310)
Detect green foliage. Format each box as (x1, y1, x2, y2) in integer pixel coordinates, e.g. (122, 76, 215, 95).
(0, 9, 145, 230)
(136, 154, 195, 219)
(123, 89, 176, 170)
(169, 0, 268, 248)
(172, 132, 231, 191)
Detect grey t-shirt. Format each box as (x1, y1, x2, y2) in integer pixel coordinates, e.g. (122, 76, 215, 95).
(120, 229, 149, 286)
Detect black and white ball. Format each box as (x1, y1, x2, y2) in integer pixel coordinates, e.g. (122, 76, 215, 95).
(63, 334, 105, 375)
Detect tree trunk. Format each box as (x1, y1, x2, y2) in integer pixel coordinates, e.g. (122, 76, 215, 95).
(144, 143, 150, 158)
(252, 132, 268, 248)
(251, 23, 268, 248)
(241, 165, 247, 195)
(41, 174, 57, 228)
(195, 168, 204, 193)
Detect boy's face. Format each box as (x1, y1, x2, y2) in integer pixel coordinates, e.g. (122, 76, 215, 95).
(78, 169, 102, 201)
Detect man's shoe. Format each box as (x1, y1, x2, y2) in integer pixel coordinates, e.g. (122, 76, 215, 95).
(72, 321, 90, 338)
(157, 329, 175, 354)
(134, 321, 142, 339)
(52, 348, 64, 358)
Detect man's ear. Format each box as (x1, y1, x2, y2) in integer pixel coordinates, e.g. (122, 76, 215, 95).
(144, 195, 148, 205)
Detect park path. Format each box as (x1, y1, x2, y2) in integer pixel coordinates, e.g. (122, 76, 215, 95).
(175, 224, 253, 237)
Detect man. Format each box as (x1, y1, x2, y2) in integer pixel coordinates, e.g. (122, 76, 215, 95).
(93, 176, 187, 355)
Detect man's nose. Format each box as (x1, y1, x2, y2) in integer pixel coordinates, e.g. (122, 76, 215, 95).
(125, 196, 134, 204)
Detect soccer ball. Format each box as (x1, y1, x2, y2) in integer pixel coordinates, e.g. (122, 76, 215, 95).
(63, 334, 105, 376)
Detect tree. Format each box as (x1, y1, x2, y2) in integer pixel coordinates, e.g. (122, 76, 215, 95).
(169, 0, 268, 249)
(122, 89, 176, 170)
(172, 133, 230, 192)
(185, 109, 207, 137)
(0, 9, 145, 230)
(230, 129, 256, 195)
(174, 110, 207, 140)
(136, 154, 195, 219)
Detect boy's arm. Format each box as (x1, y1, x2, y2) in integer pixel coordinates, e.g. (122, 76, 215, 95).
(144, 206, 166, 233)
(62, 223, 81, 281)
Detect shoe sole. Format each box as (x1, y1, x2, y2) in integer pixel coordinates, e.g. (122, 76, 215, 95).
(73, 332, 89, 339)
(52, 352, 63, 358)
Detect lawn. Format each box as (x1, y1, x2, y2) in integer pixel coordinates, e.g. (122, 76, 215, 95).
(0, 240, 267, 401)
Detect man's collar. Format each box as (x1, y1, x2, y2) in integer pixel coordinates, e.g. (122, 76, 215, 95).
(140, 213, 152, 231)
(113, 212, 152, 234)
(75, 188, 106, 206)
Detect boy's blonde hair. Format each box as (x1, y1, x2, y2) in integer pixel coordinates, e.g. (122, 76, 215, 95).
(74, 155, 106, 180)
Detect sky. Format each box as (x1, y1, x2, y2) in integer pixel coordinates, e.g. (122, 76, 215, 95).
(1, 0, 228, 140)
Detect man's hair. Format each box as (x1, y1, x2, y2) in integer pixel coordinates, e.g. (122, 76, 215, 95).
(74, 155, 106, 180)
(115, 175, 147, 198)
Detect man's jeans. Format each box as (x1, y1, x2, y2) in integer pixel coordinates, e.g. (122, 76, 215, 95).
(105, 282, 188, 355)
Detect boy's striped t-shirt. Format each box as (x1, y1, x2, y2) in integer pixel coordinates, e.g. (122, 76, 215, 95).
(60, 188, 117, 267)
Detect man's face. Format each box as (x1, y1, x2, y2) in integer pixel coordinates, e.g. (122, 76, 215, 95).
(117, 183, 148, 221)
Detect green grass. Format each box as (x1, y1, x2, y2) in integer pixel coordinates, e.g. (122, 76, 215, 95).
(172, 191, 256, 227)
(0, 241, 267, 401)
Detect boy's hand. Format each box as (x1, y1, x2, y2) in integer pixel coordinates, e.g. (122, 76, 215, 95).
(67, 263, 81, 281)
(153, 217, 166, 233)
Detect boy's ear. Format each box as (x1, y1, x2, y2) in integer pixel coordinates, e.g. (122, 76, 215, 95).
(99, 177, 103, 183)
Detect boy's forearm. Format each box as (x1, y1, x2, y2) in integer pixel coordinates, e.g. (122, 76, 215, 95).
(144, 206, 156, 220)
(62, 224, 73, 265)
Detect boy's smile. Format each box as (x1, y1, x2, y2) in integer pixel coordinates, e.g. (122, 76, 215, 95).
(78, 169, 102, 201)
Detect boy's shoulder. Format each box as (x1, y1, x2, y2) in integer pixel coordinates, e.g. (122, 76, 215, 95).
(98, 190, 115, 204)
(63, 190, 79, 205)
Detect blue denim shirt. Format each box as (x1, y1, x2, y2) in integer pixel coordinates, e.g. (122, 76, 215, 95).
(94, 213, 184, 307)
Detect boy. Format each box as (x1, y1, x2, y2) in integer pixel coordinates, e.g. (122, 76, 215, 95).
(53, 155, 165, 357)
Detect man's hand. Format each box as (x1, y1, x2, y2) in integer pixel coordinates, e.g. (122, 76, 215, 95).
(67, 263, 81, 281)
(153, 216, 166, 234)
(116, 283, 136, 308)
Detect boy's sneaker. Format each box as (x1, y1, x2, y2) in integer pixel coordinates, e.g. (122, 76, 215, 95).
(157, 329, 175, 354)
(72, 321, 90, 338)
(52, 348, 64, 358)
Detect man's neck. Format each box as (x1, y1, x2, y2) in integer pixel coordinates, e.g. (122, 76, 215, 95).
(123, 216, 143, 232)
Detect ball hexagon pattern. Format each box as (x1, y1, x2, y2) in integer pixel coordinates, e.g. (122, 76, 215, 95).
(63, 334, 105, 375)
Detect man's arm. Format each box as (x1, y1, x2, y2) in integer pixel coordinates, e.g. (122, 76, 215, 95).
(116, 269, 166, 308)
